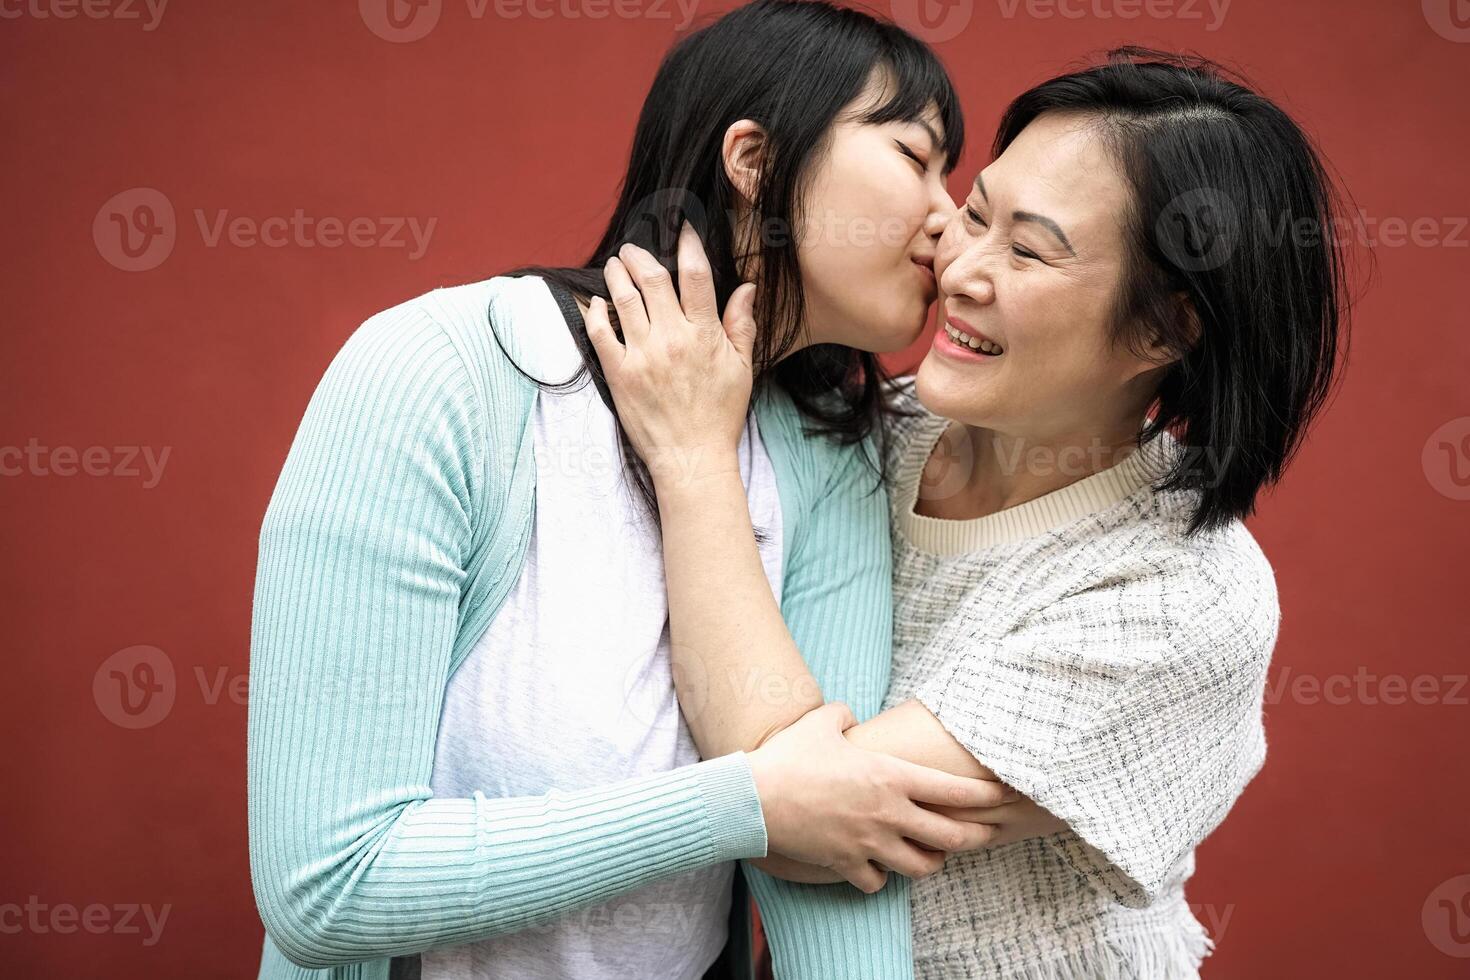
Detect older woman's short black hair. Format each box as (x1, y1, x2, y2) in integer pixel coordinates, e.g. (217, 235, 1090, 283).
(995, 48, 1350, 534)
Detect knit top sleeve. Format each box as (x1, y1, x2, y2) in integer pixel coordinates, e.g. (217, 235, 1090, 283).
(915, 535, 1279, 907)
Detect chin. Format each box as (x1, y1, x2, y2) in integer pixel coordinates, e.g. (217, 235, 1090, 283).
(881, 302, 935, 353)
(914, 353, 986, 422)
(838, 314, 926, 354)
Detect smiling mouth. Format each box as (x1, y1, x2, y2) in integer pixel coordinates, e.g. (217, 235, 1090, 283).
(943, 321, 1005, 355)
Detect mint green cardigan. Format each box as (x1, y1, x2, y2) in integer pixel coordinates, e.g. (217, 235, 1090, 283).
(247, 277, 912, 980)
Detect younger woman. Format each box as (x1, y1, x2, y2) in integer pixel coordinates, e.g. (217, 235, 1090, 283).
(248, 4, 1035, 979)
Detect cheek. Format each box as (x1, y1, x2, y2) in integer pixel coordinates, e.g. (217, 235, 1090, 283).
(821, 160, 927, 256)
(934, 221, 965, 276)
(1014, 300, 1124, 404)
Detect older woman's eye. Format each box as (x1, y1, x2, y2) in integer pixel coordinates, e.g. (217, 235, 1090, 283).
(964, 206, 987, 227)
(1012, 244, 1040, 261)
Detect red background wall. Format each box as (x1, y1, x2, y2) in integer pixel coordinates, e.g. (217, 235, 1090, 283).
(3, 1, 1467, 976)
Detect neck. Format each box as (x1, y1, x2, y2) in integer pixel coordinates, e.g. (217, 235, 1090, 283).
(924, 417, 1145, 521)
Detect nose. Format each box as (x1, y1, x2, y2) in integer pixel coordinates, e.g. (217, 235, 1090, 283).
(924, 181, 956, 239)
(938, 231, 997, 307)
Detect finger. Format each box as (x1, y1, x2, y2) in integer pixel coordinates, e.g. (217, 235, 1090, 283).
(722, 282, 758, 364)
(604, 256, 649, 347)
(584, 296, 625, 375)
(676, 221, 719, 326)
(814, 701, 857, 732)
(842, 862, 889, 895)
(926, 800, 1030, 824)
(876, 840, 948, 880)
(891, 802, 997, 852)
(896, 761, 1011, 808)
(617, 242, 684, 330)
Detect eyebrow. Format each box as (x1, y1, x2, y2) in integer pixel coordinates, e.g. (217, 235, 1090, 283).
(973, 174, 1077, 256)
(917, 120, 943, 152)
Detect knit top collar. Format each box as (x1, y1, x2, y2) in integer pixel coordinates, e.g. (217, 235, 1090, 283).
(894, 413, 1179, 556)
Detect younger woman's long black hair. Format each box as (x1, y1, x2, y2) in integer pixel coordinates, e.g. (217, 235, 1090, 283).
(493, 0, 965, 518)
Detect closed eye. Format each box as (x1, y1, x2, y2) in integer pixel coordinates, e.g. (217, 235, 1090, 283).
(895, 140, 927, 170)
(966, 207, 1042, 262)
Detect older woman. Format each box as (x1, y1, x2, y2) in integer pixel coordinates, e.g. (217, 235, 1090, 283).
(587, 49, 1346, 978)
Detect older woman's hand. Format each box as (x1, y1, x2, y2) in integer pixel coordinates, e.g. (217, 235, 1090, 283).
(586, 223, 758, 489)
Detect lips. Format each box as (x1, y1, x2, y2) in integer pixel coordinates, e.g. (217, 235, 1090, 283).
(943, 315, 1004, 355)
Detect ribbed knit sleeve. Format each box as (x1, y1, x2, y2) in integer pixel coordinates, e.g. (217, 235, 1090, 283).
(247, 294, 767, 972)
(745, 395, 913, 979)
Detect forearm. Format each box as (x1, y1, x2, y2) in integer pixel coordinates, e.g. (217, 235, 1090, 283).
(655, 464, 822, 757)
(250, 745, 766, 968)
(844, 698, 998, 780)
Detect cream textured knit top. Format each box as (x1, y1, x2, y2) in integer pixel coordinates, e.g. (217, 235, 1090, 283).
(880, 380, 1280, 979)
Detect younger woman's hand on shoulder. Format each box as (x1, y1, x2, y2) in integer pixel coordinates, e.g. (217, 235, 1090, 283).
(586, 223, 758, 488)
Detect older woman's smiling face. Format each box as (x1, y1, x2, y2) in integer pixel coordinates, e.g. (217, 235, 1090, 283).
(917, 111, 1173, 445)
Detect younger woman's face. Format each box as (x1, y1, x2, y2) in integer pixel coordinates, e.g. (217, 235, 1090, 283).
(792, 82, 956, 353)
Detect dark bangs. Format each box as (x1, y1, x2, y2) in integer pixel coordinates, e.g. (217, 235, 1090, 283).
(856, 31, 966, 174)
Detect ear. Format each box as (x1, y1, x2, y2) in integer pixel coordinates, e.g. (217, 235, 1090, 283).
(1143, 291, 1200, 367)
(722, 119, 767, 204)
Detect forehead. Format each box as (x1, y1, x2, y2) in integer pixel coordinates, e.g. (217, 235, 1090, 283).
(838, 68, 946, 138)
(977, 113, 1130, 239)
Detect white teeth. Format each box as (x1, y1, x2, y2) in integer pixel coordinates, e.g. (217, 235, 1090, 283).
(944, 324, 1003, 355)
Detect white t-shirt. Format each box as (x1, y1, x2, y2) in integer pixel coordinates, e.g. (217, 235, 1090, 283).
(420, 277, 784, 980)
